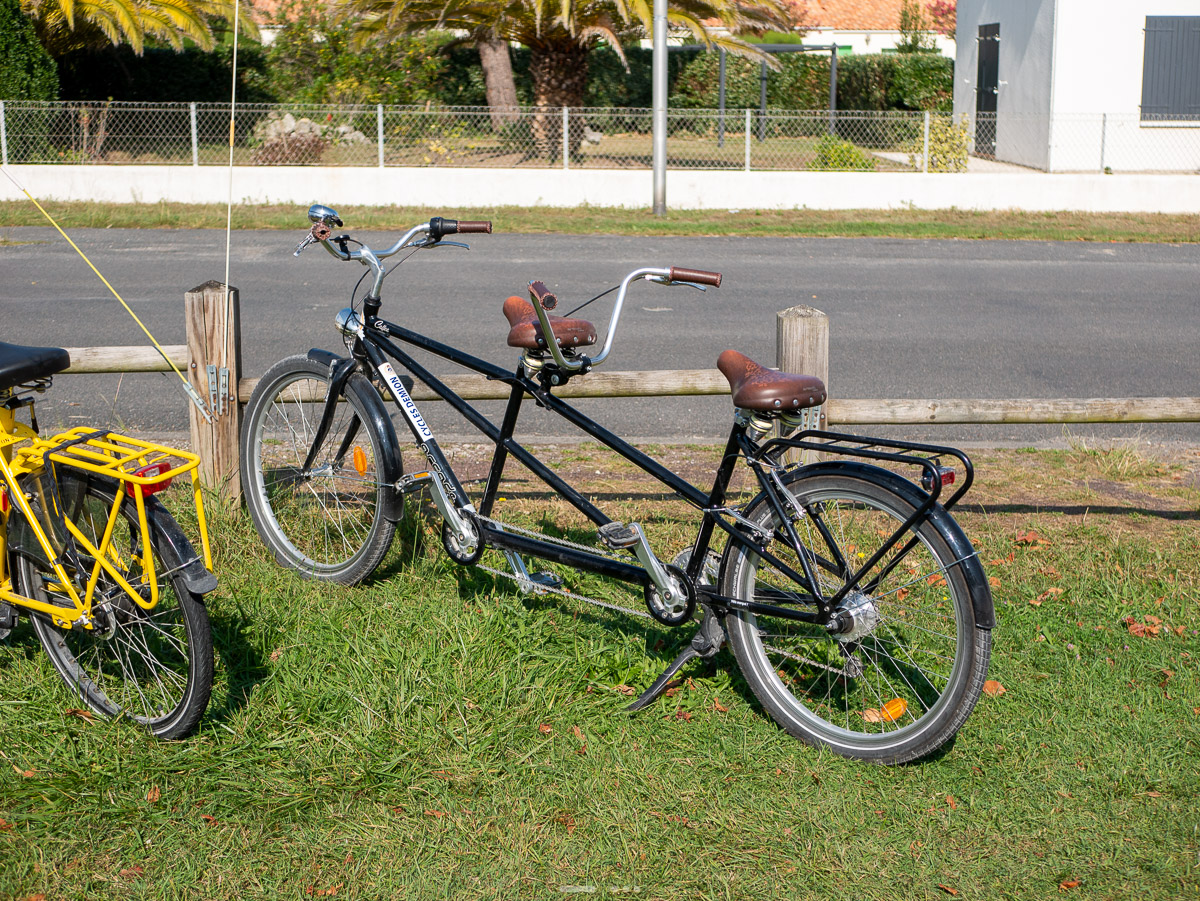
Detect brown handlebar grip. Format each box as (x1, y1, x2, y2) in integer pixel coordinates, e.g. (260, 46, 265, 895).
(669, 266, 722, 287)
(457, 220, 493, 234)
(529, 280, 558, 311)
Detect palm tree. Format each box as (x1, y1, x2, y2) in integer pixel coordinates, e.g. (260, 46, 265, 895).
(22, 0, 256, 56)
(339, 0, 790, 155)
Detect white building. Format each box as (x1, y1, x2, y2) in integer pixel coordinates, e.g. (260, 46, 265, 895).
(802, 0, 956, 58)
(953, 0, 1200, 172)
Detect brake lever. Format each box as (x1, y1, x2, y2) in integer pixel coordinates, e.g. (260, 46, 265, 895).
(294, 222, 333, 256)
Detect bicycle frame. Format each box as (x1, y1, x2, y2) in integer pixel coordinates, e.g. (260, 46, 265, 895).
(326, 305, 974, 629)
(1, 394, 213, 630)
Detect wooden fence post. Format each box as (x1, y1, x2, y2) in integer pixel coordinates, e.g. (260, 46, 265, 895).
(777, 305, 829, 462)
(186, 281, 242, 500)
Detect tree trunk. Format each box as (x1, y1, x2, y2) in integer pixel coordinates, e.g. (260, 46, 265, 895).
(529, 39, 591, 161)
(477, 38, 520, 132)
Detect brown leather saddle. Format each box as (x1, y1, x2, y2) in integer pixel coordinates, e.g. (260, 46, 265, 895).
(717, 349, 826, 412)
(503, 281, 597, 351)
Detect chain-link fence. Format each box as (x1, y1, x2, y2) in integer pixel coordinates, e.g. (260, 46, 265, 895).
(0, 101, 1196, 173)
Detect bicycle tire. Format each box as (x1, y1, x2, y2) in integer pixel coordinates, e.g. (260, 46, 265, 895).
(721, 462, 992, 764)
(240, 354, 397, 584)
(21, 473, 213, 739)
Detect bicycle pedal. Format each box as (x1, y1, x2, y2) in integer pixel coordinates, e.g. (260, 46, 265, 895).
(598, 521, 640, 550)
(0, 601, 16, 639)
(395, 471, 433, 494)
(527, 571, 563, 591)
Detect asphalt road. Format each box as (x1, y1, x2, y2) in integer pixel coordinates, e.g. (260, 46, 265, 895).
(3, 225, 1199, 447)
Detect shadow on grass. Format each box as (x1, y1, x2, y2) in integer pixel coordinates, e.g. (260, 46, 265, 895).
(207, 608, 269, 723)
(967, 502, 1199, 521)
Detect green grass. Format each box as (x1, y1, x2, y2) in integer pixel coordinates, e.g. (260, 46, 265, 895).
(1, 444, 1199, 899)
(2, 201, 1199, 243)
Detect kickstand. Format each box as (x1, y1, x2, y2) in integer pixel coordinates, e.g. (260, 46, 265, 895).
(626, 607, 725, 713)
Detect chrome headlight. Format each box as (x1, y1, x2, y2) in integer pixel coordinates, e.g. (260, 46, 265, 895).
(334, 307, 363, 337)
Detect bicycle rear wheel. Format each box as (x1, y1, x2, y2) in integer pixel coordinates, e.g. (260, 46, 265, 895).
(240, 355, 397, 584)
(20, 473, 213, 739)
(722, 463, 991, 764)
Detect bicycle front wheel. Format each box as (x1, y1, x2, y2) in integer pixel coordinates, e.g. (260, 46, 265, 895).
(722, 463, 991, 764)
(240, 354, 397, 584)
(21, 474, 213, 739)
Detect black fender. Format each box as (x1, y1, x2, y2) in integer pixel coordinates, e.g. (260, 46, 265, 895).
(730, 460, 994, 631)
(143, 498, 219, 595)
(305, 349, 406, 523)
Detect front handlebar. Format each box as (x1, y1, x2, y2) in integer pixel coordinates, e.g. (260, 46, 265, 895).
(298, 203, 721, 374)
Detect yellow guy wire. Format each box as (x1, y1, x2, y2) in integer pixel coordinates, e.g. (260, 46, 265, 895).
(0, 167, 212, 422)
(222, 0, 241, 347)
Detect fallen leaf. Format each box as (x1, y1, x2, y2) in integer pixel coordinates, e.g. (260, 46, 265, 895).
(390, 805, 406, 814)
(1029, 597, 1042, 607)
(12, 766, 35, 778)
(983, 680, 1006, 697)
(927, 573, 947, 587)
(146, 786, 161, 803)
(1016, 529, 1049, 547)
(614, 685, 635, 696)
(673, 709, 692, 722)
(576, 744, 588, 756)
(713, 696, 729, 713)
(1059, 878, 1081, 891)
(118, 867, 145, 880)
(269, 647, 283, 662)
(570, 725, 585, 741)
(1145, 791, 1162, 798)
(862, 708, 883, 723)
(946, 795, 957, 810)
(1159, 669, 1175, 687)
(64, 708, 96, 724)
(1145, 614, 1162, 626)
(937, 885, 959, 896)
(1035, 587, 1065, 603)
(0, 819, 12, 832)
(424, 809, 446, 818)
(200, 814, 218, 826)
(538, 723, 552, 735)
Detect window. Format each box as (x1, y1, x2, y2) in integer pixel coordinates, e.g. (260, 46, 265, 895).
(1141, 16, 1200, 122)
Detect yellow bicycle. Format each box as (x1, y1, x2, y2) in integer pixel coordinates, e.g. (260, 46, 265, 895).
(0, 341, 216, 738)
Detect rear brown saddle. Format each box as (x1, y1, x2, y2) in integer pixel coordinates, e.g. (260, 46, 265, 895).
(503, 281, 597, 351)
(717, 349, 826, 412)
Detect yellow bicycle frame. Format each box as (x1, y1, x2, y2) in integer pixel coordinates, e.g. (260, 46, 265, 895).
(1, 405, 211, 631)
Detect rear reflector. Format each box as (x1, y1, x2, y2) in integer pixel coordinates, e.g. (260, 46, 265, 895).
(126, 462, 174, 496)
(921, 465, 956, 493)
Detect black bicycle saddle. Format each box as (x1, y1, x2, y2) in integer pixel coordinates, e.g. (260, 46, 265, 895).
(0, 341, 71, 392)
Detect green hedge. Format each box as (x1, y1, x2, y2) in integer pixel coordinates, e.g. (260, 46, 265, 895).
(670, 51, 953, 112)
(0, 0, 58, 101)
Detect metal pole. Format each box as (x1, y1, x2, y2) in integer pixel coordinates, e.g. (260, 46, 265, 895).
(1099, 112, 1108, 172)
(758, 61, 768, 142)
(190, 102, 198, 167)
(922, 111, 930, 172)
(828, 46, 838, 135)
(1, 101, 8, 166)
(377, 104, 385, 168)
(652, 0, 667, 215)
(718, 48, 726, 149)
(563, 107, 569, 170)
(744, 108, 751, 171)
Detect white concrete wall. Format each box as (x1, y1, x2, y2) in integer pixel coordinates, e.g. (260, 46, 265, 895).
(3, 164, 1198, 213)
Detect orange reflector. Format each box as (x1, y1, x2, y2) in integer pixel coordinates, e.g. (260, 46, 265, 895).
(881, 698, 908, 722)
(353, 446, 368, 476)
(126, 462, 173, 496)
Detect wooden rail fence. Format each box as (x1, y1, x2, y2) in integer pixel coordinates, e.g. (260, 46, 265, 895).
(59, 284, 1200, 498)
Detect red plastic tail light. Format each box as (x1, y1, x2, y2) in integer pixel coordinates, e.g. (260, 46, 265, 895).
(126, 462, 174, 497)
